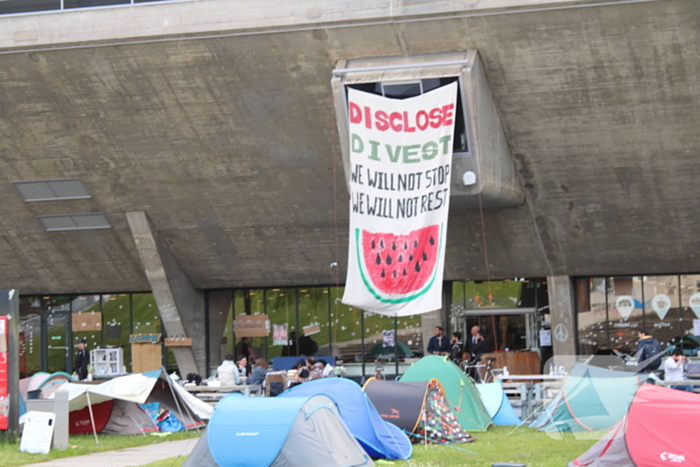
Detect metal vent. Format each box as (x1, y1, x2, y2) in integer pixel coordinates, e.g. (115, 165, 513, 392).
(37, 213, 111, 231)
(12, 179, 90, 202)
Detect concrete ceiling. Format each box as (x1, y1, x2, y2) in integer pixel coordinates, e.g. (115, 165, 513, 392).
(0, 0, 698, 294)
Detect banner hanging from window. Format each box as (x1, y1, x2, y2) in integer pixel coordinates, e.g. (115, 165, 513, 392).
(342, 82, 457, 316)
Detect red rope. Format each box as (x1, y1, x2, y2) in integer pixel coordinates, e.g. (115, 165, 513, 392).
(332, 145, 341, 342)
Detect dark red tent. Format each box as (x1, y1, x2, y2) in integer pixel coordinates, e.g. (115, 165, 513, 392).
(570, 383, 700, 467)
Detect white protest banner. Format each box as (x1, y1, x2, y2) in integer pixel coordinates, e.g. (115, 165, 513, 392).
(342, 83, 457, 316)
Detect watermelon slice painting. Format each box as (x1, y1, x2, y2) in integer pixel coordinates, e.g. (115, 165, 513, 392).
(355, 224, 443, 304)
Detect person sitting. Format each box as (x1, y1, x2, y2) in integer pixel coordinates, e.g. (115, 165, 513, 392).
(664, 349, 691, 391)
(249, 358, 271, 386)
(308, 362, 324, 381)
(318, 359, 335, 377)
(217, 354, 244, 386)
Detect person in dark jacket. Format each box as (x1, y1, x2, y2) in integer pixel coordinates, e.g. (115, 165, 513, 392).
(74, 338, 89, 381)
(427, 326, 451, 355)
(249, 358, 271, 386)
(448, 332, 464, 365)
(637, 329, 663, 372)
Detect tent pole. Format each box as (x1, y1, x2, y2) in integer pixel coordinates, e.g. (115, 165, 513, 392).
(85, 391, 99, 445)
(162, 367, 198, 432)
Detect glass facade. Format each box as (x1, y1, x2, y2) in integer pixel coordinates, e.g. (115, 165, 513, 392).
(576, 275, 700, 354)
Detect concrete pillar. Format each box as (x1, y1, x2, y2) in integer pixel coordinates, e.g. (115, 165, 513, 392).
(0, 290, 20, 441)
(126, 212, 203, 377)
(547, 276, 577, 357)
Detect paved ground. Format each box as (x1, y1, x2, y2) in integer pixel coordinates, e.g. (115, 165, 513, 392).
(22, 438, 199, 467)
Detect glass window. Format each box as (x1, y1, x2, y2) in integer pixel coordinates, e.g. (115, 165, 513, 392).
(679, 275, 700, 353)
(329, 286, 362, 363)
(465, 280, 525, 309)
(19, 297, 41, 376)
(131, 293, 162, 370)
(607, 277, 643, 352)
(233, 289, 266, 365)
(643, 276, 680, 348)
(577, 278, 609, 354)
(42, 296, 71, 373)
(207, 290, 233, 376)
(102, 294, 131, 372)
(297, 288, 329, 357)
(266, 288, 296, 360)
(71, 295, 102, 355)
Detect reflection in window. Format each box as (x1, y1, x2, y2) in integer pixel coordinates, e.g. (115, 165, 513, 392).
(102, 294, 131, 373)
(266, 288, 296, 360)
(643, 276, 680, 348)
(606, 277, 643, 352)
(71, 295, 102, 363)
(19, 297, 41, 376)
(233, 290, 266, 364)
(465, 280, 526, 309)
(330, 287, 362, 362)
(297, 288, 329, 357)
(576, 278, 608, 354)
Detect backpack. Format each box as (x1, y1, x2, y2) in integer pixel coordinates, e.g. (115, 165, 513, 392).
(641, 338, 663, 369)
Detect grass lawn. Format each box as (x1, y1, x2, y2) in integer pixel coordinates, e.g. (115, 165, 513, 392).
(0, 430, 201, 467)
(139, 426, 599, 467)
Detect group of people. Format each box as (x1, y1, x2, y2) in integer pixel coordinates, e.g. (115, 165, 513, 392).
(427, 325, 488, 380)
(289, 356, 334, 383)
(216, 354, 273, 386)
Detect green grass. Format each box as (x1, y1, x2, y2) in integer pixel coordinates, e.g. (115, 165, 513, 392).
(0, 430, 201, 467)
(140, 426, 598, 467)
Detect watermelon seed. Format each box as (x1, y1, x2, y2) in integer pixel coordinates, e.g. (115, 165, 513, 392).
(371, 239, 376, 249)
(423, 252, 428, 261)
(380, 239, 385, 249)
(398, 254, 403, 262)
(403, 268, 407, 276)
(381, 270, 385, 278)
(376, 253, 382, 265)
(415, 262, 421, 272)
(391, 241, 396, 251)
(409, 254, 413, 262)
(392, 271, 397, 279)
(413, 239, 418, 248)
(403, 242, 408, 249)
(429, 236, 435, 246)
(386, 254, 393, 265)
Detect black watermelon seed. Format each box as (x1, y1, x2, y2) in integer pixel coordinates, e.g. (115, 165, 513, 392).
(415, 262, 421, 272)
(392, 241, 396, 251)
(422, 252, 428, 261)
(398, 254, 403, 262)
(414, 239, 418, 248)
(409, 254, 413, 262)
(381, 270, 385, 278)
(404, 242, 408, 249)
(380, 238, 385, 249)
(403, 268, 407, 276)
(371, 239, 376, 249)
(429, 236, 435, 246)
(392, 270, 397, 278)
(376, 253, 382, 265)
(386, 254, 393, 265)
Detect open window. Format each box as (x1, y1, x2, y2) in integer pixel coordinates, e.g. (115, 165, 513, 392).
(332, 51, 524, 209)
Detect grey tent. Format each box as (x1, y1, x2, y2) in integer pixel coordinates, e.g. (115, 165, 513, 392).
(183, 394, 374, 467)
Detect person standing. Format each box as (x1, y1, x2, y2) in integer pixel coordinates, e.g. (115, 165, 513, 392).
(427, 326, 450, 355)
(74, 338, 89, 381)
(448, 332, 464, 365)
(637, 329, 663, 373)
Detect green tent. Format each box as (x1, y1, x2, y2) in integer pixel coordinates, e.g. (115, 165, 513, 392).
(399, 356, 493, 432)
(530, 363, 642, 432)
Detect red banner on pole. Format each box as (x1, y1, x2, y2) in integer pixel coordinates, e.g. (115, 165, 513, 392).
(0, 316, 8, 430)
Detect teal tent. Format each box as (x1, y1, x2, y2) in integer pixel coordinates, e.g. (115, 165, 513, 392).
(531, 363, 642, 432)
(476, 381, 521, 426)
(399, 356, 492, 432)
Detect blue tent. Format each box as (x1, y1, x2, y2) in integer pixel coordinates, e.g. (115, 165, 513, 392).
(280, 378, 412, 460)
(183, 394, 373, 467)
(475, 382, 521, 426)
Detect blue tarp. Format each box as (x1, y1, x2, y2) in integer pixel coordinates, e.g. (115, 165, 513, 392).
(475, 382, 521, 426)
(280, 378, 412, 460)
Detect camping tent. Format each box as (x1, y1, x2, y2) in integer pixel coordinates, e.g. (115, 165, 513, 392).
(363, 378, 474, 444)
(476, 381, 521, 426)
(569, 383, 700, 466)
(182, 394, 374, 467)
(54, 369, 211, 435)
(399, 356, 493, 432)
(530, 363, 641, 432)
(279, 378, 412, 460)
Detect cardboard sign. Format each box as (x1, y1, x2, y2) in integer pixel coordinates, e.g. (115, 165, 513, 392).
(129, 333, 162, 344)
(234, 315, 269, 338)
(20, 411, 55, 454)
(71, 312, 102, 332)
(303, 324, 321, 336)
(164, 337, 192, 347)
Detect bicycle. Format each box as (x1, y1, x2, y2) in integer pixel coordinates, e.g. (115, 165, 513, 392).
(461, 357, 503, 384)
